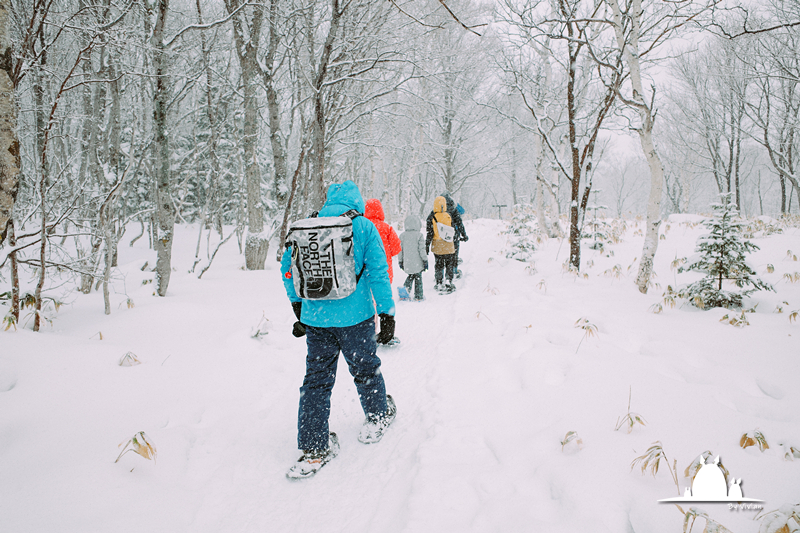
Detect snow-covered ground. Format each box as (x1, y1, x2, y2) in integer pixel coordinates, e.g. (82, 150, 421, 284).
(1, 217, 799, 533)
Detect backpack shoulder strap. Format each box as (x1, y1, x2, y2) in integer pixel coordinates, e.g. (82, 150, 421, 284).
(342, 209, 367, 282)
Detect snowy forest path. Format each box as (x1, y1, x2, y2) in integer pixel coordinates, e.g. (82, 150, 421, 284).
(3, 220, 800, 533)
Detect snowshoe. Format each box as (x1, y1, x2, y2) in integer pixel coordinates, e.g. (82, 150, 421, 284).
(397, 286, 411, 301)
(358, 395, 396, 444)
(286, 432, 340, 480)
(437, 282, 456, 295)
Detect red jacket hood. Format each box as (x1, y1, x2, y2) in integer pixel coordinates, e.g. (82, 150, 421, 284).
(364, 198, 385, 222)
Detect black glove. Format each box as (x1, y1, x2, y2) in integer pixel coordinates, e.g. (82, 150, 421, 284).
(399, 260, 404, 271)
(461, 234, 468, 242)
(376, 313, 395, 345)
(291, 302, 305, 337)
(423, 260, 429, 271)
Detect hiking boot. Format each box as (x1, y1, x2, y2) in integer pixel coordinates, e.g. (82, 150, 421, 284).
(358, 395, 397, 444)
(286, 432, 340, 480)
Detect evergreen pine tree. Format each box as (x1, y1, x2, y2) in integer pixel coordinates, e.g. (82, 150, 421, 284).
(505, 204, 539, 261)
(678, 194, 773, 309)
(582, 189, 612, 251)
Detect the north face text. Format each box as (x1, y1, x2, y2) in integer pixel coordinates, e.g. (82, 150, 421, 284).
(300, 232, 334, 279)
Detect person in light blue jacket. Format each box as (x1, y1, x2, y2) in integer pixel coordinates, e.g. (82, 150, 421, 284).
(398, 214, 428, 300)
(281, 180, 397, 479)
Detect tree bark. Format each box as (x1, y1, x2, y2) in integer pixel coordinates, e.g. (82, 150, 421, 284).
(534, 132, 559, 238)
(0, 0, 19, 246)
(264, 0, 287, 207)
(609, 0, 666, 294)
(566, 32, 582, 271)
(227, 0, 268, 270)
(442, 80, 456, 192)
(309, 0, 344, 211)
(32, 40, 50, 331)
(191, 0, 221, 273)
(101, 181, 124, 314)
(8, 220, 18, 321)
(152, 0, 175, 296)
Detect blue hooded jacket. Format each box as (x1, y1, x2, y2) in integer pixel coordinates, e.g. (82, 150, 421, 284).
(281, 181, 395, 327)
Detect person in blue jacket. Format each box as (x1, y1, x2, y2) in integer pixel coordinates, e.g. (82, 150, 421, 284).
(281, 180, 397, 479)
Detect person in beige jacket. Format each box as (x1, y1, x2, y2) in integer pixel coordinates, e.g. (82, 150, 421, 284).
(425, 196, 457, 293)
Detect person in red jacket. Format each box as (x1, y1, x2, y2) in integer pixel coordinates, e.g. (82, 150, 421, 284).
(365, 198, 402, 283)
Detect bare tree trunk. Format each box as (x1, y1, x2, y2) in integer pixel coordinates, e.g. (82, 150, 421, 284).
(152, 0, 175, 296)
(0, 0, 19, 245)
(107, 56, 122, 268)
(192, 0, 222, 273)
(243, 58, 268, 269)
(635, 125, 664, 294)
(77, 51, 98, 292)
(103, 224, 113, 314)
(309, 0, 344, 211)
(401, 124, 422, 218)
(79, 67, 106, 291)
(277, 142, 306, 260)
(34, 135, 46, 331)
(681, 166, 691, 213)
(8, 220, 19, 323)
(264, 0, 287, 206)
(510, 146, 519, 205)
(608, 0, 665, 294)
(566, 37, 582, 271)
(442, 81, 456, 193)
(534, 132, 559, 238)
(734, 99, 743, 212)
(101, 181, 123, 314)
(226, 0, 267, 269)
(368, 115, 378, 197)
(32, 53, 49, 331)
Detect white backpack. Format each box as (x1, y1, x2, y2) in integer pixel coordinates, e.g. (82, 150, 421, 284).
(436, 221, 455, 243)
(285, 210, 365, 300)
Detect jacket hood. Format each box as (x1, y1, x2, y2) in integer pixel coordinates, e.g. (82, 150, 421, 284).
(404, 215, 421, 232)
(319, 180, 365, 216)
(364, 198, 385, 222)
(433, 196, 447, 214)
(441, 192, 455, 213)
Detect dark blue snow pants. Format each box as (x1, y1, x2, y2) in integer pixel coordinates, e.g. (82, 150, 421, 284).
(434, 253, 456, 285)
(298, 317, 387, 452)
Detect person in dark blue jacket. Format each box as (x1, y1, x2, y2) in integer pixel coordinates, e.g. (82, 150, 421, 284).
(281, 180, 397, 479)
(442, 192, 468, 273)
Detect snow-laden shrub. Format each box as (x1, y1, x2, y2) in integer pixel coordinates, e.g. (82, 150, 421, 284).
(677, 195, 773, 309)
(757, 503, 800, 533)
(743, 216, 784, 238)
(581, 193, 626, 250)
(582, 212, 616, 250)
(504, 204, 539, 261)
